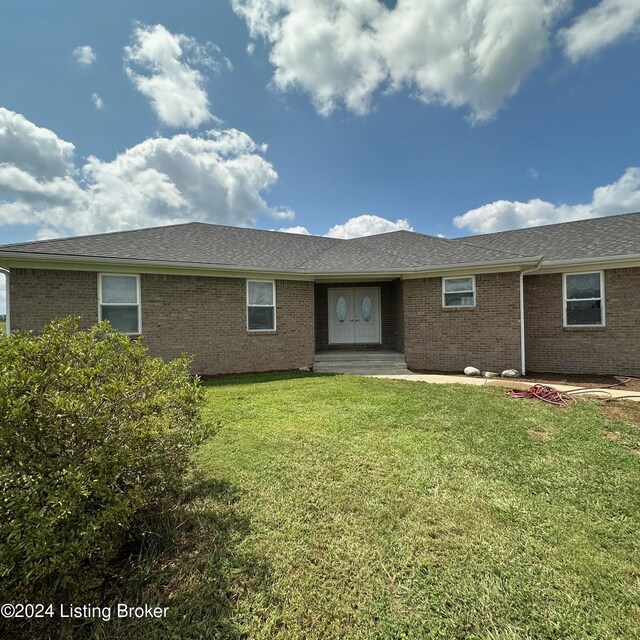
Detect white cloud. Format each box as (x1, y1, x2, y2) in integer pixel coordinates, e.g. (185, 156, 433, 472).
(270, 207, 295, 220)
(73, 45, 96, 66)
(326, 214, 412, 238)
(0, 108, 290, 237)
(124, 23, 227, 128)
(527, 167, 539, 179)
(453, 167, 640, 233)
(0, 107, 75, 180)
(279, 225, 310, 234)
(232, 0, 566, 121)
(560, 0, 640, 62)
(91, 93, 104, 110)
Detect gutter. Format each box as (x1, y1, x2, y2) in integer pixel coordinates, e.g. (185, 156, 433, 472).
(0, 267, 9, 335)
(538, 253, 640, 269)
(519, 259, 543, 375)
(0, 250, 543, 279)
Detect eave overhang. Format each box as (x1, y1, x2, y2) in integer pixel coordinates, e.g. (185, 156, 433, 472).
(0, 250, 544, 280)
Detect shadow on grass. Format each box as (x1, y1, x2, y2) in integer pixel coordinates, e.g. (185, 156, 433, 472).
(200, 370, 337, 387)
(71, 474, 272, 640)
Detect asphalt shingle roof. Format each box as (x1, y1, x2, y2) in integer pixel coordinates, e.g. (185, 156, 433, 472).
(300, 230, 528, 271)
(0, 223, 341, 271)
(1, 211, 639, 273)
(456, 212, 640, 262)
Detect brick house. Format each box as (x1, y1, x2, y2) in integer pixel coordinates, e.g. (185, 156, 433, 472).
(1, 212, 639, 376)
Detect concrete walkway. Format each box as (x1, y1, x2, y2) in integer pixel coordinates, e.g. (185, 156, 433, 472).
(368, 373, 640, 402)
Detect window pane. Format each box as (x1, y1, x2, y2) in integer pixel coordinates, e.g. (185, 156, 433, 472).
(248, 306, 274, 330)
(248, 282, 274, 305)
(101, 305, 139, 333)
(444, 277, 473, 293)
(566, 273, 601, 299)
(102, 275, 138, 304)
(566, 300, 602, 325)
(444, 292, 475, 307)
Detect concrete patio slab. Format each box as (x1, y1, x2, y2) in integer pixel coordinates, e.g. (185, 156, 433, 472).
(368, 373, 640, 402)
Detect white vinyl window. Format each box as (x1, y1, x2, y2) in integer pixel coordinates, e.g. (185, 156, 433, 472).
(247, 280, 276, 331)
(563, 271, 604, 327)
(98, 274, 141, 334)
(443, 276, 476, 308)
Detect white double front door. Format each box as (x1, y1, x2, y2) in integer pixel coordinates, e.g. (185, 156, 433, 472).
(328, 287, 381, 344)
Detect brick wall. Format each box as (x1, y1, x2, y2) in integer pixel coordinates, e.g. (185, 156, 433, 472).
(10, 268, 98, 331)
(314, 280, 403, 351)
(524, 268, 640, 375)
(11, 266, 638, 376)
(403, 272, 521, 372)
(391, 279, 405, 352)
(141, 274, 315, 375)
(9, 268, 315, 376)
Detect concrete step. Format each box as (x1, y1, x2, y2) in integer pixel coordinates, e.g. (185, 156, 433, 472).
(313, 351, 405, 362)
(312, 351, 410, 375)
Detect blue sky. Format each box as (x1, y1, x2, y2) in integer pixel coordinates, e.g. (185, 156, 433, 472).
(1, 0, 640, 313)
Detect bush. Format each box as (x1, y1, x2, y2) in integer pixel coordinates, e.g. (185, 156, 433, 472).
(0, 318, 212, 604)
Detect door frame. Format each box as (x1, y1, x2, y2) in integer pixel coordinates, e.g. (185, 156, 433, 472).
(327, 286, 382, 346)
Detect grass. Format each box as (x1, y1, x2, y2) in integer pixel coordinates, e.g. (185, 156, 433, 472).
(0, 320, 5, 334)
(93, 373, 640, 640)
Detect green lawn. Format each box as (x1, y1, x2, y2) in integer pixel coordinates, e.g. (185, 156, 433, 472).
(97, 374, 640, 640)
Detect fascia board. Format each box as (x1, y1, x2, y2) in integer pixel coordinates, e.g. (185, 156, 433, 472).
(0, 251, 543, 279)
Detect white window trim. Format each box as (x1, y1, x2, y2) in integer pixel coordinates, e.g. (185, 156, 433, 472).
(98, 273, 142, 335)
(442, 275, 476, 309)
(562, 270, 605, 328)
(246, 279, 277, 332)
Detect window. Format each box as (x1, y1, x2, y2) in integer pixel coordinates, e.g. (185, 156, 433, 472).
(98, 274, 141, 334)
(247, 280, 276, 331)
(563, 272, 604, 327)
(443, 276, 475, 308)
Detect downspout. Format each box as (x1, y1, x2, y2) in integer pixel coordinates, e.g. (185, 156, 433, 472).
(0, 267, 9, 335)
(519, 260, 543, 375)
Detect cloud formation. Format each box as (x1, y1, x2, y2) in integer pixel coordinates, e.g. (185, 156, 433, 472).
(232, 0, 566, 120)
(326, 214, 413, 238)
(453, 167, 640, 233)
(0, 108, 288, 239)
(232, 0, 640, 120)
(278, 225, 311, 234)
(124, 23, 228, 128)
(73, 45, 96, 66)
(91, 93, 104, 110)
(560, 0, 640, 62)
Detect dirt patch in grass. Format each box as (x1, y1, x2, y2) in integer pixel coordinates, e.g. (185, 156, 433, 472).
(601, 431, 622, 442)
(527, 428, 554, 441)
(599, 400, 640, 428)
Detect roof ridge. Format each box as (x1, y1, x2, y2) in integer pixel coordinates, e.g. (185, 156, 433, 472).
(460, 210, 640, 240)
(0, 221, 202, 250)
(189, 221, 344, 241)
(0, 220, 346, 251)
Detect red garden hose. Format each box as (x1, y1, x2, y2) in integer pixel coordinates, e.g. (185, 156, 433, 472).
(507, 384, 576, 408)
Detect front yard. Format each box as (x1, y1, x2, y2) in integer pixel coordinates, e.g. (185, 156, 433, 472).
(98, 374, 639, 639)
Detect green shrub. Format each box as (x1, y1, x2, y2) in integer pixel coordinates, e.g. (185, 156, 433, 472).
(0, 318, 212, 604)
